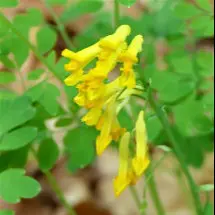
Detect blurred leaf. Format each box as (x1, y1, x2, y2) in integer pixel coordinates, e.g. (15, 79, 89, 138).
(196, 0, 212, 12)
(152, 0, 184, 37)
(55, 117, 73, 127)
(0, 146, 29, 173)
(46, 0, 67, 5)
(191, 16, 214, 37)
(0, 72, 16, 84)
(0, 210, 14, 215)
(0, 127, 37, 151)
(204, 202, 214, 215)
(118, 108, 133, 131)
(64, 125, 97, 172)
(10, 38, 29, 66)
(37, 27, 57, 54)
(196, 51, 214, 77)
(0, 90, 17, 100)
(0, 55, 15, 69)
(26, 82, 60, 116)
(0, 169, 41, 203)
(28, 69, 45, 80)
(118, 0, 136, 7)
(202, 93, 214, 117)
(173, 97, 203, 136)
(61, 0, 104, 23)
(0, 97, 35, 135)
(174, 2, 200, 19)
(54, 57, 69, 81)
(146, 115, 163, 142)
(192, 115, 214, 134)
(151, 71, 195, 103)
(171, 55, 194, 75)
(0, 0, 19, 7)
(199, 184, 214, 192)
(37, 139, 59, 171)
(190, 16, 211, 30)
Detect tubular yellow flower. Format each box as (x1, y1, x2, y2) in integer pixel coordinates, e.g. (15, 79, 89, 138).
(132, 111, 150, 177)
(96, 100, 116, 155)
(82, 107, 102, 126)
(119, 35, 144, 88)
(62, 43, 101, 86)
(113, 132, 132, 197)
(99, 25, 131, 50)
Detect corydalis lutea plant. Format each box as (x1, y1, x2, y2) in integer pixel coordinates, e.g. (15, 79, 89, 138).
(62, 25, 150, 196)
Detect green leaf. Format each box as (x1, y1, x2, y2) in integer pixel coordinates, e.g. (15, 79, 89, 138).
(174, 2, 200, 19)
(118, 108, 133, 131)
(0, 210, 14, 215)
(0, 127, 37, 151)
(171, 55, 194, 75)
(118, 0, 136, 7)
(37, 139, 59, 171)
(28, 69, 45, 80)
(196, 0, 212, 12)
(37, 27, 57, 54)
(146, 115, 163, 142)
(151, 71, 195, 103)
(61, 0, 104, 23)
(64, 126, 97, 172)
(190, 16, 211, 30)
(173, 97, 204, 136)
(192, 115, 214, 134)
(196, 51, 214, 76)
(0, 72, 16, 84)
(0, 0, 19, 7)
(26, 82, 60, 116)
(0, 169, 41, 203)
(199, 184, 214, 192)
(55, 117, 73, 127)
(202, 93, 214, 117)
(0, 146, 30, 172)
(46, 0, 67, 5)
(0, 90, 17, 100)
(0, 55, 15, 69)
(10, 38, 29, 66)
(0, 97, 36, 135)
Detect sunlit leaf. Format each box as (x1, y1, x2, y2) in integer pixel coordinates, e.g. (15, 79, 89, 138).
(0, 169, 41, 203)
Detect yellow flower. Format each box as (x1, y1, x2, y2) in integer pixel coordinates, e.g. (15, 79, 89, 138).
(62, 43, 101, 86)
(82, 107, 102, 126)
(113, 132, 133, 197)
(99, 25, 131, 50)
(96, 99, 116, 155)
(132, 111, 150, 177)
(119, 35, 144, 88)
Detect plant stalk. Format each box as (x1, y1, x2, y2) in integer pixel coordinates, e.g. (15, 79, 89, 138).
(30, 148, 77, 215)
(148, 91, 203, 215)
(114, 0, 120, 29)
(43, 0, 75, 50)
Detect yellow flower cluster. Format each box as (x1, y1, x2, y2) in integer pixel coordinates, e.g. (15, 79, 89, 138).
(62, 25, 150, 196)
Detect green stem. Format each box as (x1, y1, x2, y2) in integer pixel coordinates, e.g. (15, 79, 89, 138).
(44, 171, 77, 215)
(0, 13, 60, 81)
(146, 165, 166, 215)
(148, 92, 203, 215)
(148, 175, 165, 215)
(31, 148, 77, 215)
(43, 0, 75, 50)
(129, 186, 142, 209)
(114, 0, 120, 29)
